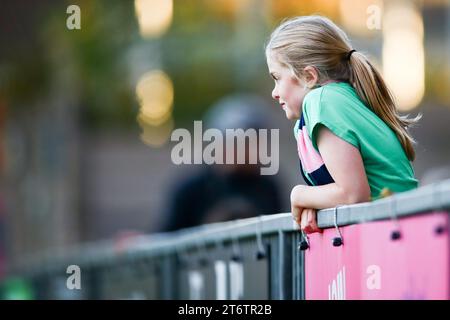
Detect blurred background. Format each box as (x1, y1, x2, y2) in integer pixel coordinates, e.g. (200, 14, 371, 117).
(0, 0, 449, 277)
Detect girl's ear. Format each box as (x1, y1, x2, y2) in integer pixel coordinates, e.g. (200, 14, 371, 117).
(303, 66, 319, 88)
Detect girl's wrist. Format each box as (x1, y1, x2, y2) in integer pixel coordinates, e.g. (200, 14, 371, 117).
(290, 184, 305, 207)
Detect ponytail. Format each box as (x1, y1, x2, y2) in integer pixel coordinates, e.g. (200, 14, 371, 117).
(348, 52, 421, 161)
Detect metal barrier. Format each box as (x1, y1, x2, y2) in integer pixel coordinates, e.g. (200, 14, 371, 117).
(1, 180, 450, 300)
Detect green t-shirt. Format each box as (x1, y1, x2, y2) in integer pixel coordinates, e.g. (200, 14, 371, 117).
(297, 81, 418, 199)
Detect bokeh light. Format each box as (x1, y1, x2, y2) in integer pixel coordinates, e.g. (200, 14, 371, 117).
(138, 115, 174, 147)
(382, 1, 425, 111)
(134, 0, 173, 38)
(135, 70, 174, 127)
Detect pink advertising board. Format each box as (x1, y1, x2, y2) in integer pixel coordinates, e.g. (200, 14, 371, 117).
(305, 212, 449, 300)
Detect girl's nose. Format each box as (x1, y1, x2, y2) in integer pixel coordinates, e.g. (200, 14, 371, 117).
(272, 89, 279, 101)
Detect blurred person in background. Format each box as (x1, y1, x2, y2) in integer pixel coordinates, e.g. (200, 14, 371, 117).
(160, 94, 283, 232)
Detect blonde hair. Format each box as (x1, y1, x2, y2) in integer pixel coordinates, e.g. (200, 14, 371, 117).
(265, 15, 421, 161)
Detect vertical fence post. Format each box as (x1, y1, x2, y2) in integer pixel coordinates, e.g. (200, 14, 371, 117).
(292, 231, 305, 300)
(277, 230, 292, 300)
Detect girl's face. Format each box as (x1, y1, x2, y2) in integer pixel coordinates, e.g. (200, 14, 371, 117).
(266, 53, 310, 120)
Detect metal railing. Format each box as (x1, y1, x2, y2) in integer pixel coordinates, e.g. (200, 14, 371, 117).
(1, 180, 450, 300)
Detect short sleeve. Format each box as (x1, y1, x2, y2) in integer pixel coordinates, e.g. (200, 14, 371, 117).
(303, 88, 360, 153)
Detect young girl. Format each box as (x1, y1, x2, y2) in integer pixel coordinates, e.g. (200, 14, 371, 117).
(265, 16, 420, 234)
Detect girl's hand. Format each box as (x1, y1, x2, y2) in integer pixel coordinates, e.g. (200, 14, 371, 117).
(290, 185, 304, 225)
(299, 208, 321, 234)
(290, 185, 322, 233)
(291, 202, 304, 226)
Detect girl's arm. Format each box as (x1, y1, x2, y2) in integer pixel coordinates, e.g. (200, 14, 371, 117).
(291, 125, 371, 210)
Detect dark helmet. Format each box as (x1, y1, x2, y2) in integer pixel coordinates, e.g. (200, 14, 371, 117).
(204, 93, 272, 132)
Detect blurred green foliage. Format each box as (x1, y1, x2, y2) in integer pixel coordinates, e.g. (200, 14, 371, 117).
(2, 0, 272, 130)
(9, 0, 447, 131)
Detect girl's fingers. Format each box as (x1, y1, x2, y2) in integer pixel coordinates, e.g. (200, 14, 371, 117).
(307, 209, 319, 232)
(291, 205, 302, 226)
(301, 209, 308, 232)
(302, 209, 311, 233)
(298, 208, 322, 234)
(303, 209, 320, 234)
(300, 209, 308, 231)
